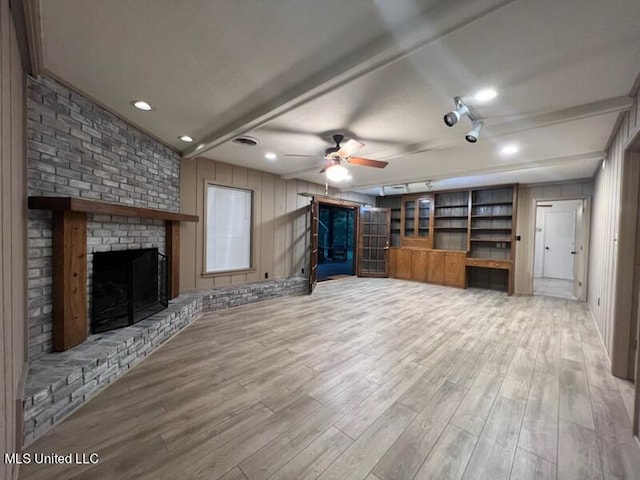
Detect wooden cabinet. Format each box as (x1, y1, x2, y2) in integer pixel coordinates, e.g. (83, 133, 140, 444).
(383, 184, 517, 294)
(390, 247, 429, 281)
(427, 251, 445, 284)
(395, 248, 413, 280)
(401, 195, 433, 248)
(411, 249, 429, 282)
(444, 252, 466, 288)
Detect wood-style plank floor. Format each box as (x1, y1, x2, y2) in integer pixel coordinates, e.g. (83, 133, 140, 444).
(19, 278, 640, 480)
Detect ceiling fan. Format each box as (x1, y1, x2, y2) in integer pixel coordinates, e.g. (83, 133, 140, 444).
(285, 134, 388, 181)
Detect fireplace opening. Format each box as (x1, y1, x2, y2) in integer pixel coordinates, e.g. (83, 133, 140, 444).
(92, 248, 168, 333)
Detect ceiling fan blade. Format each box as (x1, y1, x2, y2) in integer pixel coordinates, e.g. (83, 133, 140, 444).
(347, 157, 389, 169)
(283, 154, 320, 158)
(337, 139, 364, 157)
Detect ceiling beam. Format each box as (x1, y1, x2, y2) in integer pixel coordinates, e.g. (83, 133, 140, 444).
(344, 150, 606, 191)
(281, 97, 629, 181)
(374, 96, 634, 160)
(182, 0, 519, 159)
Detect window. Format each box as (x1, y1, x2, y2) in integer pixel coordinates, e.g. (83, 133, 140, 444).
(205, 184, 253, 273)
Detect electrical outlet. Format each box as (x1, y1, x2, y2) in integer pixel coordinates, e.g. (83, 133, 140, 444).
(301, 268, 305, 274)
(264, 272, 268, 279)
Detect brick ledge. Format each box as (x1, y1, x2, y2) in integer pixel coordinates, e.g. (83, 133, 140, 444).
(22, 277, 307, 446)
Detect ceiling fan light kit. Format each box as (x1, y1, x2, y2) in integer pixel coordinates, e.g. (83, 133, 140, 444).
(285, 133, 388, 183)
(326, 163, 349, 182)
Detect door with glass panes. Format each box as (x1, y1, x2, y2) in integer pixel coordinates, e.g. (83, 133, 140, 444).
(357, 207, 391, 277)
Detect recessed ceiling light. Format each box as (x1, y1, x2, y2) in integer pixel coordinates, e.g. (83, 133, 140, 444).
(178, 135, 194, 143)
(131, 100, 153, 111)
(475, 89, 497, 103)
(265, 152, 277, 160)
(500, 144, 519, 155)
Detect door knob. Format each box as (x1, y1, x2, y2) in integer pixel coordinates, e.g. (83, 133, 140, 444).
(571, 251, 577, 255)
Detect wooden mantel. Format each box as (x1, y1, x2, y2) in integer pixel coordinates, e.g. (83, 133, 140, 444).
(29, 196, 199, 351)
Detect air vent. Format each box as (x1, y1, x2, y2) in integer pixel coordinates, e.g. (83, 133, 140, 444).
(232, 136, 259, 147)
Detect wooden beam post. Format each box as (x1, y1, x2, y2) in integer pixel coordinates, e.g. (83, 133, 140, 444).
(166, 220, 180, 299)
(51, 211, 87, 351)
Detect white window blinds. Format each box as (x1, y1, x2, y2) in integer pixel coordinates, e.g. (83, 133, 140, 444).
(205, 185, 252, 272)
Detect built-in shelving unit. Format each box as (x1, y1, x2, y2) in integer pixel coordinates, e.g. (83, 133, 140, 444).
(378, 184, 517, 294)
(433, 191, 468, 251)
(468, 187, 514, 261)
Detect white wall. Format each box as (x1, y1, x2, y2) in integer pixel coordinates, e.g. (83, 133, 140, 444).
(589, 85, 640, 376)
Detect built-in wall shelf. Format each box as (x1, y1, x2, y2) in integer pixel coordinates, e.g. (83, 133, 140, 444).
(472, 202, 513, 207)
(378, 184, 517, 295)
(470, 237, 512, 242)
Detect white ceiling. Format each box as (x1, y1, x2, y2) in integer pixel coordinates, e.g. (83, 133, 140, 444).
(39, 0, 640, 195)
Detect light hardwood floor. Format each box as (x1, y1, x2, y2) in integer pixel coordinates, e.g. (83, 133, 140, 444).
(19, 278, 640, 480)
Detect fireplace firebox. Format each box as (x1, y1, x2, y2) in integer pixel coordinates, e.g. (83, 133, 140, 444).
(92, 248, 168, 333)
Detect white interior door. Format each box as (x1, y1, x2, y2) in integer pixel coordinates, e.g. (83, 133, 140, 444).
(543, 211, 576, 280)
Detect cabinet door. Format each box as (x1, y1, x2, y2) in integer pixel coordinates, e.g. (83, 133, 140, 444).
(411, 250, 429, 282)
(444, 252, 466, 288)
(388, 248, 398, 278)
(427, 251, 445, 284)
(395, 249, 413, 280)
(402, 200, 416, 237)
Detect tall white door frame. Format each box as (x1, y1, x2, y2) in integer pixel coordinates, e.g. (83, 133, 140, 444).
(530, 197, 591, 301)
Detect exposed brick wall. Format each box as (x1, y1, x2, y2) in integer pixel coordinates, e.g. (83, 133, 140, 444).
(26, 75, 180, 359)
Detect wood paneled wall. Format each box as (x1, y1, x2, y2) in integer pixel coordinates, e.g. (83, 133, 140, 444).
(514, 180, 594, 295)
(179, 157, 374, 290)
(589, 87, 640, 375)
(1, 0, 27, 477)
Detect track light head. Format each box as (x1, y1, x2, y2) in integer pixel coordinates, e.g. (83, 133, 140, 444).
(444, 97, 471, 127)
(465, 121, 484, 143)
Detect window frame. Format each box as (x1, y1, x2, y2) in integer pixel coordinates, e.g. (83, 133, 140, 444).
(202, 180, 255, 276)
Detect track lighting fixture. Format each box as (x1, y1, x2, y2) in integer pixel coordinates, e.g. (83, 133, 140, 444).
(444, 97, 472, 127)
(465, 121, 484, 143)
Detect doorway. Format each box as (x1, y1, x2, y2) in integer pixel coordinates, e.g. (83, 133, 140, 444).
(533, 199, 587, 300)
(317, 203, 356, 281)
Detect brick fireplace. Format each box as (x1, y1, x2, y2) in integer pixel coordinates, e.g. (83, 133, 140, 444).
(27, 75, 181, 359)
